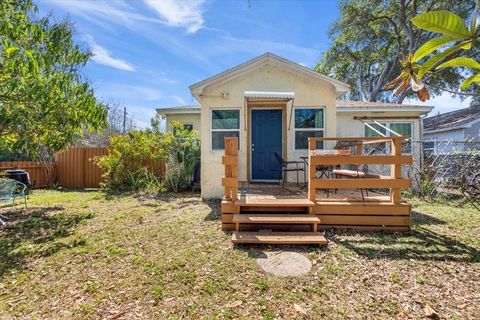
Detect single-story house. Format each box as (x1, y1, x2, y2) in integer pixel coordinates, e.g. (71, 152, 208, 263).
(157, 53, 433, 199)
(423, 105, 480, 141)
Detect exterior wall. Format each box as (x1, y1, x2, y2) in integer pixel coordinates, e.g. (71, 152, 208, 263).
(198, 64, 338, 199)
(465, 121, 480, 140)
(336, 111, 422, 141)
(165, 114, 201, 135)
(423, 129, 465, 141)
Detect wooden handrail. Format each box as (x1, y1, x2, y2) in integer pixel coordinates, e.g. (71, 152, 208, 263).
(307, 137, 411, 204)
(222, 137, 238, 201)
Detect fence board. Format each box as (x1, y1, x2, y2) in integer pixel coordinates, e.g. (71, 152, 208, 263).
(54, 147, 164, 189)
(0, 161, 54, 188)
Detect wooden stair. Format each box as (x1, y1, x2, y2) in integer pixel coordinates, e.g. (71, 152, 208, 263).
(238, 198, 315, 207)
(231, 213, 327, 246)
(233, 213, 320, 231)
(232, 231, 328, 245)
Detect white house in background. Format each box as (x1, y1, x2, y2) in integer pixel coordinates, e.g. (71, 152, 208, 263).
(157, 53, 433, 199)
(423, 105, 480, 141)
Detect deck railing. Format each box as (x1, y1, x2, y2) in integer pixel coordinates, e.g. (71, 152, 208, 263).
(307, 137, 412, 204)
(222, 137, 239, 201)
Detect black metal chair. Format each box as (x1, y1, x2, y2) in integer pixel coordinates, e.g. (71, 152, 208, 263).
(274, 152, 304, 188)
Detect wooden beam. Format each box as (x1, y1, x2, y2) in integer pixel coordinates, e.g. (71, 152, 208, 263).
(311, 178, 411, 189)
(222, 177, 238, 188)
(222, 155, 238, 165)
(310, 155, 412, 166)
(391, 137, 402, 204)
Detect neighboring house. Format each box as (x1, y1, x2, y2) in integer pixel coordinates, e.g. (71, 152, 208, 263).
(423, 105, 480, 141)
(156, 104, 201, 135)
(157, 53, 433, 199)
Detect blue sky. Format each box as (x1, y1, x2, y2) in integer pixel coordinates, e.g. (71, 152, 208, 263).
(39, 0, 469, 128)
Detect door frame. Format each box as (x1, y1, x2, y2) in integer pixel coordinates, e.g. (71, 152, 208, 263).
(247, 103, 287, 182)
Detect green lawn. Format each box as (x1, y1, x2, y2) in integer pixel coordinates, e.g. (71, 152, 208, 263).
(0, 190, 479, 319)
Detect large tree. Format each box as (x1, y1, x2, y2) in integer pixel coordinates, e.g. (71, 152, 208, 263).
(0, 0, 107, 160)
(316, 0, 477, 103)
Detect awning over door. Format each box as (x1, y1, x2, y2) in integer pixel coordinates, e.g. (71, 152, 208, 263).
(244, 91, 295, 100)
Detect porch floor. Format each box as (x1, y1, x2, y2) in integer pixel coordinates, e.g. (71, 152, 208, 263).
(238, 181, 390, 203)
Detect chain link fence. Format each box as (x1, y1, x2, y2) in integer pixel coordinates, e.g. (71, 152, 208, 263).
(358, 140, 480, 204)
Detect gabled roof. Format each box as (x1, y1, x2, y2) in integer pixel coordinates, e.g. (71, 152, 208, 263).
(423, 105, 480, 133)
(189, 52, 350, 99)
(156, 105, 200, 115)
(337, 100, 433, 114)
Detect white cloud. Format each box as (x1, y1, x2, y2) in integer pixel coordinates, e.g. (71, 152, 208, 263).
(406, 92, 472, 116)
(143, 0, 206, 33)
(85, 35, 135, 72)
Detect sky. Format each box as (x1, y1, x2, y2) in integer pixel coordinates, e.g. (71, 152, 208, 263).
(38, 0, 470, 128)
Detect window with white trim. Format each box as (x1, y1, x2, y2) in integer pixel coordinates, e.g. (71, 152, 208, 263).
(294, 108, 325, 150)
(211, 109, 240, 150)
(364, 122, 412, 153)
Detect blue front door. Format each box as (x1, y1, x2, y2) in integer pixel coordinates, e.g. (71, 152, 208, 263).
(251, 109, 282, 181)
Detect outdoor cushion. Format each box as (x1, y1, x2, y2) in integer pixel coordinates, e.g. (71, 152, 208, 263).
(332, 169, 366, 178)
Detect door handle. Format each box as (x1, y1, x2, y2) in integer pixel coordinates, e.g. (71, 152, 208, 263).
(251, 144, 254, 152)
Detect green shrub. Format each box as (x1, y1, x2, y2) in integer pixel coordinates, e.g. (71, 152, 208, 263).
(161, 122, 200, 192)
(95, 121, 199, 193)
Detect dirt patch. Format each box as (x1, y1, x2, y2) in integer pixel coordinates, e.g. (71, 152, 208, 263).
(256, 251, 312, 277)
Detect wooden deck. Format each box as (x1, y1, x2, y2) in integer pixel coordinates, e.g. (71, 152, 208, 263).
(221, 137, 412, 245)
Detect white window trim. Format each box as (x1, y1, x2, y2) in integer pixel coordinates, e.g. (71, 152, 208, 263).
(210, 108, 241, 151)
(364, 121, 414, 154)
(293, 106, 325, 150)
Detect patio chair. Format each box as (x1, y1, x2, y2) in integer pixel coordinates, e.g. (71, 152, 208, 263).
(0, 178, 28, 225)
(332, 149, 377, 201)
(274, 152, 305, 188)
(458, 172, 480, 211)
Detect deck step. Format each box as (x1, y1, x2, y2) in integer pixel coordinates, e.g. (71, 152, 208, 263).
(238, 198, 315, 207)
(233, 214, 320, 224)
(232, 231, 328, 245)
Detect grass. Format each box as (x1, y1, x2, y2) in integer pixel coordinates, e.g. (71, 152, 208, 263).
(0, 190, 479, 319)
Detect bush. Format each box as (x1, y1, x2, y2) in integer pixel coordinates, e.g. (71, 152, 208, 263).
(95, 121, 199, 193)
(161, 122, 200, 192)
(95, 131, 164, 192)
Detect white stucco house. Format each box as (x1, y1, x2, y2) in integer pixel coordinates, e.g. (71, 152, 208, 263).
(157, 53, 433, 199)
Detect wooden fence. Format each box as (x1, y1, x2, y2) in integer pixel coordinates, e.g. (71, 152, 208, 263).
(55, 147, 108, 189)
(0, 147, 165, 189)
(0, 161, 54, 188)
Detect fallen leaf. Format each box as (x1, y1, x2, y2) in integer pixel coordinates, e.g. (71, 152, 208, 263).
(425, 304, 437, 318)
(227, 300, 243, 308)
(294, 303, 307, 316)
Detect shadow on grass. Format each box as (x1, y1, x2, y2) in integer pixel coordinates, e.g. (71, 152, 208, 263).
(204, 199, 221, 221)
(0, 206, 94, 278)
(335, 211, 479, 262)
(411, 210, 446, 226)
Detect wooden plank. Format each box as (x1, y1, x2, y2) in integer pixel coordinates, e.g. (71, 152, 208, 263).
(222, 155, 238, 166)
(391, 138, 402, 204)
(311, 178, 411, 189)
(308, 137, 407, 142)
(232, 231, 328, 245)
(317, 215, 410, 226)
(310, 203, 411, 215)
(310, 155, 412, 166)
(222, 177, 238, 188)
(318, 225, 410, 232)
(221, 200, 239, 214)
(239, 198, 315, 207)
(233, 214, 320, 224)
(222, 213, 234, 223)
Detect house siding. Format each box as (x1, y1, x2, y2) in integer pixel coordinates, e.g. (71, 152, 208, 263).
(423, 128, 465, 141)
(165, 114, 201, 135)
(465, 121, 480, 140)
